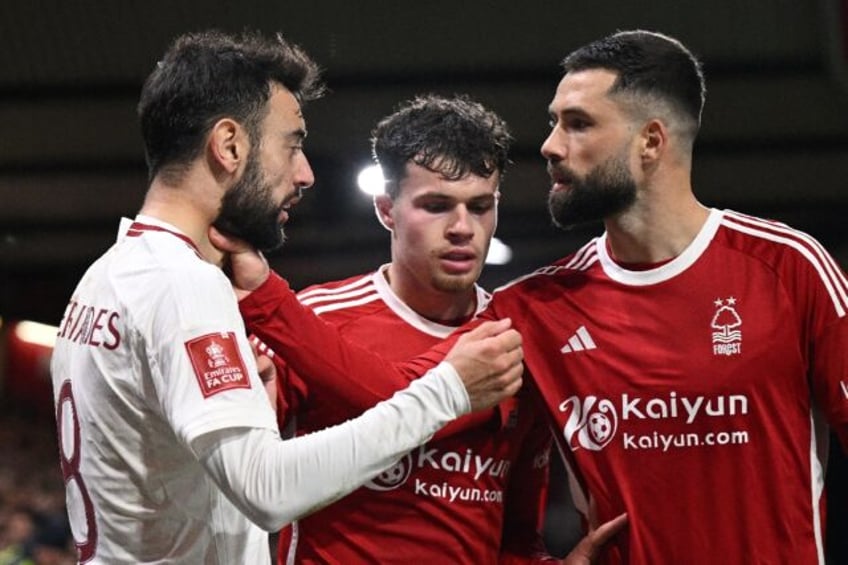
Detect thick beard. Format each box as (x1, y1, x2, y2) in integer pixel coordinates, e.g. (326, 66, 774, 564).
(213, 153, 286, 253)
(548, 153, 637, 230)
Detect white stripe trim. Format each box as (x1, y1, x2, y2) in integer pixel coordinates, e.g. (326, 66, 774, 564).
(495, 265, 553, 292)
(496, 250, 598, 293)
(297, 274, 372, 300)
(311, 292, 382, 315)
(808, 411, 826, 565)
(566, 240, 599, 271)
(300, 284, 376, 307)
(722, 217, 847, 317)
(723, 211, 848, 309)
(284, 520, 299, 565)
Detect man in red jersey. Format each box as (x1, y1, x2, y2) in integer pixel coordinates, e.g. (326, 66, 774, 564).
(220, 30, 847, 564)
(267, 94, 560, 564)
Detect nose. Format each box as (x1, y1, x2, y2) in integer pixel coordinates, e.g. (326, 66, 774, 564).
(295, 153, 315, 190)
(540, 127, 563, 162)
(447, 205, 474, 240)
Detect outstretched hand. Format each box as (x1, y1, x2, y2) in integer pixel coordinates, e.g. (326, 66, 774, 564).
(444, 318, 524, 412)
(208, 227, 271, 300)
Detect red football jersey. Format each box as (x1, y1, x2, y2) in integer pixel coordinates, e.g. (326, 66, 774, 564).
(482, 209, 848, 564)
(275, 267, 554, 564)
(242, 209, 847, 564)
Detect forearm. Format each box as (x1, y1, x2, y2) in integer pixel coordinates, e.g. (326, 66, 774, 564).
(242, 272, 496, 438)
(241, 272, 436, 384)
(194, 362, 469, 531)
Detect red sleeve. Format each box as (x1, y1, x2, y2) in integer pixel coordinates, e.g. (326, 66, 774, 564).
(811, 311, 848, 452)
(499, 385, 559, 564)
(240, 272, 496, 439)
(800, 251, 848, 452)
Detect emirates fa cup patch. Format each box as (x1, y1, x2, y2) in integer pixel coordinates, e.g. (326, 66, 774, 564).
(185, 332, 252, 398)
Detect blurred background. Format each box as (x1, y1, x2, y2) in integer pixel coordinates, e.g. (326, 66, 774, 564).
(0, 0, 846, 562)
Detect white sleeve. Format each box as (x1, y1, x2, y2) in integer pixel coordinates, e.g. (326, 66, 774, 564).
(191, 361, 469, 531)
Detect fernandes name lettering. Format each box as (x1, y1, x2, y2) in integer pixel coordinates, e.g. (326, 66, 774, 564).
(57, 300, 121, 350)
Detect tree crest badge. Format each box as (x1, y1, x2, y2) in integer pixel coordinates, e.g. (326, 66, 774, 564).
(711, 297, 742, 356)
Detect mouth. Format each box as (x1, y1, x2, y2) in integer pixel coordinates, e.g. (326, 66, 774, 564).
(278, 191, 303, 223)
(439, 250, 479, 274)
(547, 166, 574, 193)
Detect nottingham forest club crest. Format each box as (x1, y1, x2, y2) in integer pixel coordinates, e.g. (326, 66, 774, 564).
(711, 297, 742, 356)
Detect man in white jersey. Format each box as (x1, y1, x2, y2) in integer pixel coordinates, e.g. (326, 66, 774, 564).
(49, 30, 525, 564)
(218, 30, 847, 564)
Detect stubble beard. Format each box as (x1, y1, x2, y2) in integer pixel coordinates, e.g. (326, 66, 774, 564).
(429, 258, 483, 295)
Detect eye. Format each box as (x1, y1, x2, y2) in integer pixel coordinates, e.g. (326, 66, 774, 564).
(468, 200, 495, 215)
(421, 201, 450, 213)
(566, 117, 590, 131)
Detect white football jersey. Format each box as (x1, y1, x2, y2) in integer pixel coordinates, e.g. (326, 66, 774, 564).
(51, 216, 277, 564)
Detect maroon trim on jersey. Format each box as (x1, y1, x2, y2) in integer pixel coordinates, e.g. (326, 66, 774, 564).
(126, 222, 203, 258)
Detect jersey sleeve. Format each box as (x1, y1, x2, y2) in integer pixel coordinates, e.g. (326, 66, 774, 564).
(239, 271, 498, 439)
(499, 384, 557, 564)
(782, 240, 848, 451)
(808, 283, 848, 451)
(144, 263, 277, 445)
(192, 362, 471, 531)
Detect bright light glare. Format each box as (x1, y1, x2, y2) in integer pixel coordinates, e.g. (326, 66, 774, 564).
(357, 164, 386, 196)
(15, 320, 59, 348)
(485, 237, 513, 265)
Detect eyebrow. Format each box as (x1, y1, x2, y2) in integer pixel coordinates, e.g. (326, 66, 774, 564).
(413, 192, 496, 203)
(550, 105, 590, 117)
(289, 128, 307, 140)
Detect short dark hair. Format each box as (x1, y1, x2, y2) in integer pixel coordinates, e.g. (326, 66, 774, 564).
(563, 30, 706, 147)
(371, 94, 512, 199)
(138, 30, 324, 183)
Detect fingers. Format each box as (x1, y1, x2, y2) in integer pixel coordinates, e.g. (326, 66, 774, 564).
(492, 328, 523, 359)
(462, 318, 513, 340)
(564, 512, 628, 564)
(589, 513, 628, 549)
(255, 354, 277, 384)
(208, 226, 249, 253)
(208, 227, 270, 293)
(466, 360, 524, 412)
(497, 364, 524, 398)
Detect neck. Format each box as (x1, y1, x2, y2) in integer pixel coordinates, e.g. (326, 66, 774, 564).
(383, 264, 477, 325)
(604, 174, 709, 264)
(139, 172, 226, 266)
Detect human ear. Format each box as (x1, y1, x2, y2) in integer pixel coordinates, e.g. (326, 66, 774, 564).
(640, 119, 666, 162)
(208, 118, 247, 174)
(374, 194, 395, 231)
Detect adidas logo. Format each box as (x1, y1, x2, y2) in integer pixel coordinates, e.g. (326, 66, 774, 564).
(561, 326, 596, 354)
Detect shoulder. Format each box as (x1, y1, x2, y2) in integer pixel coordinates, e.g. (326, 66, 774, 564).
(113, 233, 236, 325)
(493, 238, 601, 296)
(717, 209, 848, 315)
(296, 271, 382, 317)
(717, 209, 840, 273)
